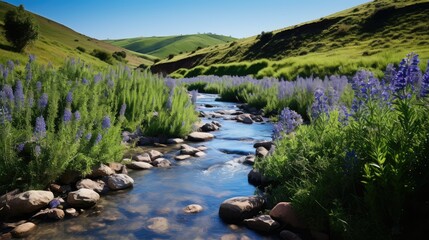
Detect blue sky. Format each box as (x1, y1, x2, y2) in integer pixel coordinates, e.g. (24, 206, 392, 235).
(4, 0, 370, 39)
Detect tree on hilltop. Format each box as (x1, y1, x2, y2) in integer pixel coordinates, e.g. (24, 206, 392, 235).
(3, 4, 39, 52)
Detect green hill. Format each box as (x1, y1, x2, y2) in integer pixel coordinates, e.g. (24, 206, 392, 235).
(106, 34, 236, 59)
(152, 0, 429, 79)
(0, 1, 151, 68)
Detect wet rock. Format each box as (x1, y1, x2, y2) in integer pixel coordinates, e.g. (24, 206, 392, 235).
(11, 222, 36, 238)
(247, 169, 269, 187)
(194, 151, 206, 157)
(188, 132, 214, 142)
(154, 143, 167, 147)
(76, 179, 107, 194)
(183, 204, 203, 213)
(256, 146, 269, 158)
(253, 141, 274, 151)
(180, 144, 200, 155)
(236, 114, 254, 124)
(244, 215, 280, 233)
(199, 111, 206, 117)
(243, 155, 256, 165)
(66, 224, 86, 233)
(32, 208, 65, 220)
(212, 121, 222, 127)
(270, 202, 306, 229)
(219, 196, 265, 223)
(220, 234, 238, 240)
(148, 150, 163, 160)
(204, 104, 215, 108)
(132, 154, 152, 163)
(0, 232, 12, 240)
(89, 164, 115, 178)
(108, 162, 125, 173)
(67, 189, 100, 208)
(152, 158, 171, 168)
(175, 155, 191, 161)
(49, 184, 62, 195)
(126, 161, 153, 170)
(8, 191, 54, 217)
(107, 174, 134, 190)
(147, 217, 169, 234)
(167, 138, 184, 144)
(58, 170, 81, 185)
(197, 145, 208, 151)
(279, 230, 303, 240)
(252, 115, 264, 122)
(201, 122, 219, 132)
(65, 208, 79, 217)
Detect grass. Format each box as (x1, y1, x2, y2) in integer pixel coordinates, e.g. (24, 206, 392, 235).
(153, 0, 429, 79)
(106, 33, 236, 59)
(0, 1, 151, 68)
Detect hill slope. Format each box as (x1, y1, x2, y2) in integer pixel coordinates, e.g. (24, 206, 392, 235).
(0, 1, 151, 68)
(106, 34, 236, 59)
(152, 0, 429, 79)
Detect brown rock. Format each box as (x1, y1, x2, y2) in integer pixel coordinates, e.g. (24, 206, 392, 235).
(126, 161, 153, 170)
(180, 146, 200, 155)
(49, 184, 62, 194)
(65, 208, 79, 217)
(270, 202, 306, 229)
(175, 155, 192, 161)
(0, 232, 12, 240)
(244, 215, 280, 233)
(89, 164, 115, 178)
(256, 146, 269, 158)
(197, 145, 208, 151)
(243, 155, 255, 165)
(219, 196, 265, 223)
(76, 179, 106, 193)
(32, 208, 65, 220)
(183, 204, 203, 213)
(187, 132, 214, 142)
(11, 222, 36, 238)
(248, 169, 269, 187)
(152, 158, 171, 168)
(148, 150, 163, 160)
(58, 170, 81, 185)
(147, 217, 169, 234)
(253, 141, 273, 151)
(194, 151, 206, 157)
(132, 154, 151, 163)
(8, 191, 54, 217)
(107, 174, 134, 190)
(167, 138, 184, 144)
(67, 189, 100, 208)
(108, 162, 125, 172)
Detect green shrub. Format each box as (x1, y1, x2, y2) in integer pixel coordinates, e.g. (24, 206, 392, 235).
(91, 49, 113, 64)
(3, 5, 39, 52)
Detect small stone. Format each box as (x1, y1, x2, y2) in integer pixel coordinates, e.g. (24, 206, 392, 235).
(175, 155, 191, 161)
(219, 196, 265, 223)
(132, 154, 152, 163)
(180, 146, 200, 155)
(108, 162, 125, 173)
(89, 164, 115, 178)
(253, 141, 273, 150)
(243, 155, 255, 165)
(201, 123, 219, 132)
(197, 145, 208, 151)
(167, 138, 184, 144)
(187, 132, 214, 142)
(244, 215, 280, 233)
(221, 234, 238, 240)
(147, 217, 169, 234)
(76, 179, 106, 193)
(148, 150, 163, 160)
(126, 161, 153, 170)
(194, 151, 206, 157)
(152, 158, 171, 168)
(270, 202, 306, 229)
(49, 184, 62, 194)
(11, 222, 36, 238)
(183, 204, 203, 213)
(47, 209, 65, 220)
(66, 225, 86, 233)
(65, 208, 79, 217)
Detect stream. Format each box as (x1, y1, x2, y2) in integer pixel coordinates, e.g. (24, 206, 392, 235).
(29, 94, 275, 240)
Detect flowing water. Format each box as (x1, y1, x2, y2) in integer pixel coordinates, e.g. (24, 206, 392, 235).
(29, 94, 275, 240)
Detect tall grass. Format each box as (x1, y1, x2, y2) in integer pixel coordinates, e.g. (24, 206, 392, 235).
(0, 56, 197, 192)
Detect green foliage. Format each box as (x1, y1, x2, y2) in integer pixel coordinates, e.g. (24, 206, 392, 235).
(0, 57, 197, 192)
(3, 4, 39, 52)
(91, 49, 113, 64)
(112, 51, 127, 62)
(76, 46, 86, 53)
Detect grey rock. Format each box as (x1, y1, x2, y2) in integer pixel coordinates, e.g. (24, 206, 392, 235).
(219, 196, 265, 223)
(107, 174, 134, 190)
(67, 189, 100, 209)
(8, 191, 54, 217)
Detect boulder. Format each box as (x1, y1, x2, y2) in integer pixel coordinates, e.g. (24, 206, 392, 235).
(248, 169, 269, 187)
(253, 141, 273, 151)
(187, 132, 214, 142)
(201, 123, 219, 132)
(148, 150, 163, 160)
(89, 164, 115, 178)
(152, 158, 171, 168)
(67, 189, 99, 209)
(212, 121, 222, 127)
(256, 146, 269, 158)
(175, 155, 191, 161)
(126, 161, 153, 170)
(244, 215, 280, 233)
(147, 217, 169, 234)
(252, 115, 264, 122)
(198, 111, 206, 117)
(76, 179, 107, 194)
(194, 151, 206, 157)
(279, 230, 303, 240)
(167, 138, 184, 144)
(11, 222, 36, 238)
(107, 174, 134, 190)
(219, 196, 265, 223)
(183, 204, 203, 213)
(243, 155, 256, 165)
(237, 114, 254, 124)
(108, 162, 126, 173)
(180, 146, 200, 155)
(8, 191, 54, 216)
(132, 154, 152, 163)
(197, 145, 208, 151)
(269, 202, 306, 229)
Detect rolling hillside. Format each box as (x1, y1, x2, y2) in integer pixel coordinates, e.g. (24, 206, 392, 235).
(0, 1, 151, 68)
(106, 34, 236, 59)
(152, 0, 429, 79)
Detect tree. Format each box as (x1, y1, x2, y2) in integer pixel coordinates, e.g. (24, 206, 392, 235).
(4, 5, 39, 52)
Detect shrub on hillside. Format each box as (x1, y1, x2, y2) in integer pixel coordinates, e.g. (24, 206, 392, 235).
(91, 49, 113, 64)
(3, 4, 39, 52)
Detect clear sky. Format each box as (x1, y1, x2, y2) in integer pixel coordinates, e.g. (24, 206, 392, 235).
(3, 0, 370, 40)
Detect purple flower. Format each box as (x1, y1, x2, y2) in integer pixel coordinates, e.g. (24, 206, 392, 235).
(28, 97, 34, 107)
(85, 133, 92, 140)
(66, 91, 73, 104)
(95, 133, 102, 144)
(26, 63, 32, 82)
(2, 85, 14, 101)
(38, 93, 48, 109)
(102, 116, 111, 129)
(63, 109, 72, 123)
(2, 68, 8, 79)
(34, 145, 41, 157)
(7, 60, 14, 71)
(311, 88, 330, 120)
(338, 105, 350, 125)
(0, 106, 12, 124)
(36, 81, 42, 92)
(107, 79, 114, 88)
(420, 61, 429, 97)
(75, 129, 84, 140)
(16, 143, 25, 152)
(74, 111, 81, 121)
(82, 78, 88, 84)
(119, 104, 126, 117)
(29, 54, 36, 63)
(273, 108, 303, 140)
(94, 73, 102, 84)
(14, 81, 24, 106)
(392, 53, 421, 98)
(34, 116, 46, 139)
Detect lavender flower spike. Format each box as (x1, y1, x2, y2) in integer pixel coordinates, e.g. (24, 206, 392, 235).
(102, 116, 111, 129)
(34, 116, 46, 139)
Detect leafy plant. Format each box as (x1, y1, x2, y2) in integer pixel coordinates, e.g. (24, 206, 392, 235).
(3, 5, 39, 52)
